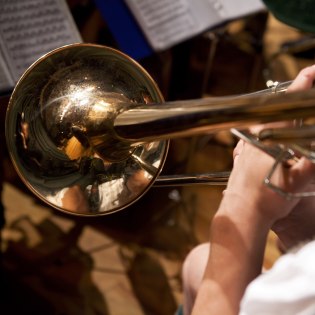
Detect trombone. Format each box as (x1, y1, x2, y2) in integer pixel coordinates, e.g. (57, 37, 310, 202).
(5, 43, 315, 216)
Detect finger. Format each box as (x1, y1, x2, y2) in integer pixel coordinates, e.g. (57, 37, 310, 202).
(233, 140, 244, 159)
(233, 139, 244, 165)
(249, 121, 293, 135)
(288, 157, 315, 191)
(249, 66, 315, 137)
(287, 65, 315, 92)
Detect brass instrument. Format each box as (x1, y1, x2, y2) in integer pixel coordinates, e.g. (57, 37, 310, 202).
(5, 43, 315, 216)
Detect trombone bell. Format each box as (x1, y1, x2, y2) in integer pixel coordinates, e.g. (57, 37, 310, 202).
(5, 43, 315, 216)
(6, 43, 169, 216)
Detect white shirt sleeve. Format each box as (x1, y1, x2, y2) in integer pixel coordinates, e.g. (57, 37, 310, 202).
(240, 240, 315, 315)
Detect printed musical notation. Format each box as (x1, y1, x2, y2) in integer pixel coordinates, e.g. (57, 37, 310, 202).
(124, 0, 266, 51)
(0, 0, 82, 92)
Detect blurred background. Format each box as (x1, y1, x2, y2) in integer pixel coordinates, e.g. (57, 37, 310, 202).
(0, 0, 314, 314)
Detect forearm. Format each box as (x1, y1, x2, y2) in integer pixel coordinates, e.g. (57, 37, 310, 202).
(189, 92, 315, 314)
(192, 194, 273, 315)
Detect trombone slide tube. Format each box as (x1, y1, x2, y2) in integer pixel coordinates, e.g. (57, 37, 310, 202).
(114, 88, 315, 143)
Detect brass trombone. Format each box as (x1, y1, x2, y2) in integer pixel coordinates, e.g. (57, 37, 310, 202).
(5, 43, 315, 216)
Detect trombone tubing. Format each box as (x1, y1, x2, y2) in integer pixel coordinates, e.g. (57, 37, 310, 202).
(114, 88, 315, 143)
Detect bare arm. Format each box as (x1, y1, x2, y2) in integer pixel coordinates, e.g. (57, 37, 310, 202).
(193, 144, 315, 314)
(191, 65, 315, 315)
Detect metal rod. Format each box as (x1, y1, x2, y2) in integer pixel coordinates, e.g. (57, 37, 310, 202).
(154, 172, 231, 186)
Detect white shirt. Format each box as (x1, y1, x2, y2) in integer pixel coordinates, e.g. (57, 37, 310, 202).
(240, 240, 315, 315)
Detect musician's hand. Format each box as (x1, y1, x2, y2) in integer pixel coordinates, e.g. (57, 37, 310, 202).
(271, 65, 315, 249)
(251, 65, 315, 250)
(227, 140, 315, 224)
(250, 65, 315, 135)
(192, 134, 315, 315)
(272, 192, 315, 251)
(191, 65, 315, 315)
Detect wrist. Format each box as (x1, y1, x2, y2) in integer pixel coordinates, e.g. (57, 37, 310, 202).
(218, 191, 275, 230)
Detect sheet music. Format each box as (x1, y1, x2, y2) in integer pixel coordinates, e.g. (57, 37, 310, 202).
(124, 0, 265, 51)
(0, 50, 14, 92)
(0, 0, 82, 92)
(208, 0, 265, 19)
(134, 0, 197, 48)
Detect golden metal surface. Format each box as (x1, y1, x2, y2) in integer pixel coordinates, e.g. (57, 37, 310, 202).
(6, 43, 168, 216)
(5, 43, 315, 216)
